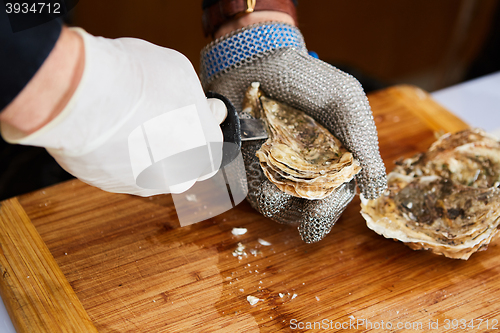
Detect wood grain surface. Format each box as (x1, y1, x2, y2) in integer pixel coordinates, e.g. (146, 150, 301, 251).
(0, 198, 98, 333)
(4, 85, 499, 333)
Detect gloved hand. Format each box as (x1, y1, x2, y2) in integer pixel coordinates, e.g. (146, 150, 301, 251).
(200, 22, 387, 243)
(1, 28, 225, 196)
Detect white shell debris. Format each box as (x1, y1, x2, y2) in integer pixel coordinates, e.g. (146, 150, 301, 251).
(315, 296, 320, 301)
(291, 293, 298, 300)
(232, 242, 246, 257)
(185, 194, 197, 202)
(279, 293, 285, 298)
(349, 315, 355, 320)
(247, 295, 261, 306)
(232, 228, 247, 235)
(258, 238, 272, 246)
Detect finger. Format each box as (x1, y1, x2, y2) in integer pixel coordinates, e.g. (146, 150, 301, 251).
(298, 180, 356, 243)
(207, 98, 228, 124)
(254, 179, 304, 221)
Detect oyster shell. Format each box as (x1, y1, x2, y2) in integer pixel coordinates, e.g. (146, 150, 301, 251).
(242, 82, 361, 200)
(361, 128, 500, 259)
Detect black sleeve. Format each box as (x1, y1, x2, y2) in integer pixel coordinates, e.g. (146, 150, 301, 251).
(0, 3, 62, 111)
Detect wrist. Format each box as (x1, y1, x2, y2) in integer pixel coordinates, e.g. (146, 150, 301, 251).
(200, 22, 306, 88)
(202, 0, 297, 39)
(214, 11, 295, 39)
(0, 26, 84, 135)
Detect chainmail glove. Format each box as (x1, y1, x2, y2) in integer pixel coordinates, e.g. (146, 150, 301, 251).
(200, 22, 387, 243)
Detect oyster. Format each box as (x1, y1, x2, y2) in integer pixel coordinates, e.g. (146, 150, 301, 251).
(243, 82, 361, 200)
(361, 129, 500, 259)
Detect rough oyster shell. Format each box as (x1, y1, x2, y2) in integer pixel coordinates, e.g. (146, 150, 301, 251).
(243, 82, 361, 200)
(360, 129, 500, 260)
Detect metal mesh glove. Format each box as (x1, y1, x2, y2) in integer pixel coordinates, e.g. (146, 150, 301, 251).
(200, 22, 387, 243)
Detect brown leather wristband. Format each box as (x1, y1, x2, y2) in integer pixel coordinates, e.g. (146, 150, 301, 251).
(202, 0, 298, 38)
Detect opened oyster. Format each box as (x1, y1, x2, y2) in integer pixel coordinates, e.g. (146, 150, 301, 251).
(243, 82, 361, 200)
(361, 129, 500, 259)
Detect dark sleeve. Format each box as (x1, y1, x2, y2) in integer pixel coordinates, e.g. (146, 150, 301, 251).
(202, 0, 298, 10)
(0, 3, 62, 111)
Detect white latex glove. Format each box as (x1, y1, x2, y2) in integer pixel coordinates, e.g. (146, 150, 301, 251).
(1, 29, 225, 196)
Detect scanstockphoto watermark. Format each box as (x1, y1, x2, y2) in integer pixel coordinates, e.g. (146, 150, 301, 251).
(290, 318, 438, 330)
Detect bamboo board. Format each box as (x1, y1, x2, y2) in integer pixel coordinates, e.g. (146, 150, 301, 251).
(5, 85, 499, 333)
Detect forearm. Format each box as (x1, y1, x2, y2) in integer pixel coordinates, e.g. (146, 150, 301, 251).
(0, 27, 84, 135)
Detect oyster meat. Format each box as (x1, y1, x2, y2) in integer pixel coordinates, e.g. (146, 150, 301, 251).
(243, 82, 361, 200)
(361, 128, 500, 259)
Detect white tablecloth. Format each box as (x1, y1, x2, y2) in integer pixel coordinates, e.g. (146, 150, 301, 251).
(0, 297, 15, 333)
(432, 71, 500, 137)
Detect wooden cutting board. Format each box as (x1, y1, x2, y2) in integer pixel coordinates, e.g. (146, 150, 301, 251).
(4, 85, 498, 333)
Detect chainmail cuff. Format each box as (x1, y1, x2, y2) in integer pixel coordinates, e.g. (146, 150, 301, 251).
(200, 22, 307, 87)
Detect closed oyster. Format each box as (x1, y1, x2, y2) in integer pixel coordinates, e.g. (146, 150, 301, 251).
(243, 82, 361, 200)
(361, 129, 500, 259)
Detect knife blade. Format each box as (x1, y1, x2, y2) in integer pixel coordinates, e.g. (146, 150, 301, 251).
(239, 118, 268, 141)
